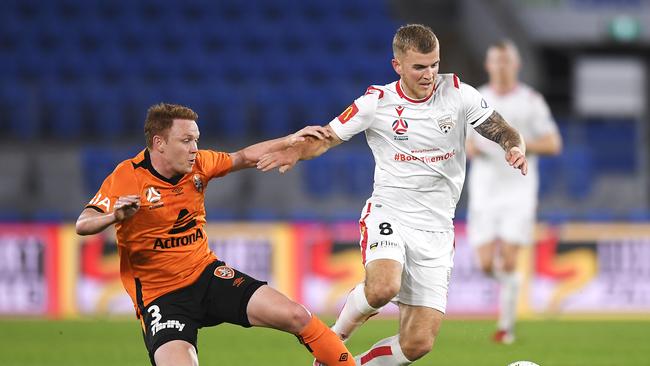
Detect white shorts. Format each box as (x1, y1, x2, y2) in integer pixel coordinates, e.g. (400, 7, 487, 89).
(359, 202, 455, 313)
(467, 206, 535, 247)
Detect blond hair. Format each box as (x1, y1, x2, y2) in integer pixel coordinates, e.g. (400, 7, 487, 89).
(393, 24, 438, 57)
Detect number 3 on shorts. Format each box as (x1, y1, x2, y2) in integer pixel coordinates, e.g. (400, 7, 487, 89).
(148, 305, 162, 326)
(379, 222, 393, 235)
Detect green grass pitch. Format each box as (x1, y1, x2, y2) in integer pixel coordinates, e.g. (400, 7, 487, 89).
(0, 318, 648, 365)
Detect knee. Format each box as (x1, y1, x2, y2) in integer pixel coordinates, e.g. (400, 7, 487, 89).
(365, 282, 399, 308)
(479, 262, 494, 276)
(400, 337, 434, 361)
(284, 302, 312, 334)
(502, 260, 517, 273)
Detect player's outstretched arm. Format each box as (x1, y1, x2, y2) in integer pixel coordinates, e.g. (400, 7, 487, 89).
(257, 125, 343, 174)
(229, 126, 331, 172)
(76, 195, 141, 235)
(475, 111, 528, 175)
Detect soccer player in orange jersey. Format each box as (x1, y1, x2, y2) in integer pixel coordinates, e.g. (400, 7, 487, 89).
(76, 103, 354, 366)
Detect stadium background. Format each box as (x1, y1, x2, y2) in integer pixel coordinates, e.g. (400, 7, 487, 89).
(1, 0, 649, 365)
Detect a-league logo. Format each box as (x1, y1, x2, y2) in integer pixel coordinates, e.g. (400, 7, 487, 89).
(392, 118, 408, 135)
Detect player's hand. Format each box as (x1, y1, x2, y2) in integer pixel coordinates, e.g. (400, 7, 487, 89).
(286, 125, 330, 147)
(257, 148, 300, 174)
(506, 146, 528, 175)
(113, 195, 141, 222)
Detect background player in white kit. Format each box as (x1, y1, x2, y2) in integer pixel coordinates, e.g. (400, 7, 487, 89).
(466, 41, 562, 344)
(258, 25, 528, 365)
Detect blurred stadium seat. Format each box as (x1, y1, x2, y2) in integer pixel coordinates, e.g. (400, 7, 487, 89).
(0, 0, 646, 221)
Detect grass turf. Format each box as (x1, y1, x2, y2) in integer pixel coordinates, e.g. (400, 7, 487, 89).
(0, 318, 648, 365)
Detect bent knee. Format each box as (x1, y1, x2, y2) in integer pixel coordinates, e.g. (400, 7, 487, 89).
(479, 262, 494, 276)
(286, 302, 312, 333)
(365, 283, 399, 308)
(401, 338, 434, 361)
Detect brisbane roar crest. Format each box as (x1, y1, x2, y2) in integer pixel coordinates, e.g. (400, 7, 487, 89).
(193, 174, 203, 193)
(214, 265, 235, 279)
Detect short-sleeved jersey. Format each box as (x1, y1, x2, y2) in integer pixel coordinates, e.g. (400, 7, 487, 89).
(85, 149, 232, 311)
(467, 84, 558, 209)
(329, 74, 493, 231)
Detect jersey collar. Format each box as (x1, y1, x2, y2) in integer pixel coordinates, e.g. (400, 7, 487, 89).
(133, 149, 185, 186)
(396, 80, 435, 104)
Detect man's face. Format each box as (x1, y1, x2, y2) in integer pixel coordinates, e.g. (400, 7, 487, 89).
(160, 119, 199, 175)
(485, 47, 520, 84)
(392, 46, 440, 100)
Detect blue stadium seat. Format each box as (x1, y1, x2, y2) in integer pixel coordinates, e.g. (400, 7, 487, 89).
(195, 84, 248, 139)
(562, 146, 594, 200)
(80, 146, 141, 194)
(342, 152, 374, 197)
(83, 83, 126, 139)
(42, 83, 84, 139)
(301, 154, 337, 198)
(0, 82, 40, 139)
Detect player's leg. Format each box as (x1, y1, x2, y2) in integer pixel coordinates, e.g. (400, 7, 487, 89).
(139, 287, 200, 366)
(475, 240, 498, 274)
(354, 305, 442, 365)
(332, 259, 402, 341)
(246, 285, 355, 366)
(333, 204, 405, 341)
(154, 340, 198, 366)
(493, 242, 521, 344)
(493, 210, 533, 343)
(353, 229, 452, 365)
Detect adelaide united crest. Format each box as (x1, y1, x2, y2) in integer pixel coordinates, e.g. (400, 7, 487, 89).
(437, 114, 455, 134)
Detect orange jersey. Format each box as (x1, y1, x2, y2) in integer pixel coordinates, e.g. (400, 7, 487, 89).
(85, 149, 232, 312)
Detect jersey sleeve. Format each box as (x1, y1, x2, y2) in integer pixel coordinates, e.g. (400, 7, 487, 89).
(197, 150, 233, 179)
(529, 92, 559, 138)
(328, 88, 381, 141)
(460, 82, 494, 129)
(85, 163, 139, 214)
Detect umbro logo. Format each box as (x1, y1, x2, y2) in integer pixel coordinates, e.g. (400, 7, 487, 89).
(168, 209, 197, 234)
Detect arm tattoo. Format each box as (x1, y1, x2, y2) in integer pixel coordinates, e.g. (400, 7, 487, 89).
(474, 111, 522, 151)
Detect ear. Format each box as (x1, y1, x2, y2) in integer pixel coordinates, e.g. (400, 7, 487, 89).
(391, 58, 401, 76)
(152, 135, 165, 153)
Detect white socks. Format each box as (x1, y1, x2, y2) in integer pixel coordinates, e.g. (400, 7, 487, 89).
(494, 270, 520, 332)
(331, 283, 379, 341)
(355, 335, 411, 365)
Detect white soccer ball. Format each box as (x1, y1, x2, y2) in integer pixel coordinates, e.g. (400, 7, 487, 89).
(507, 362, 540, 366)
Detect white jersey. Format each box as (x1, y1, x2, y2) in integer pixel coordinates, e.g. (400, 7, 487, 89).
(329, 74, 493, 231)
(467, 83, 558, 211)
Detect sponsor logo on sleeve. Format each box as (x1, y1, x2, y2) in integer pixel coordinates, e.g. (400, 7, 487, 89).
(337, 103, 359, 124)
(88, 193, 111, 212)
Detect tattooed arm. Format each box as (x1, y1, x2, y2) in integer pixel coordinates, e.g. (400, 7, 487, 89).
(474, 111, 528, 175)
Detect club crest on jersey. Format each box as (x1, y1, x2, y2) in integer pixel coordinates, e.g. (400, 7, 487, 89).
(437, 114, 455, 134)
(214, 265, 235, 279)
(193, 174, 203, 193)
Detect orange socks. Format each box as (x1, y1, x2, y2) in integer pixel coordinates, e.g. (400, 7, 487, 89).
(297, 315, 355, 366)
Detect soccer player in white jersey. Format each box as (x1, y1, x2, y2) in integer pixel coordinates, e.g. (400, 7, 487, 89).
(466, 41, 562, 344)
(258, 25, 528, 365)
